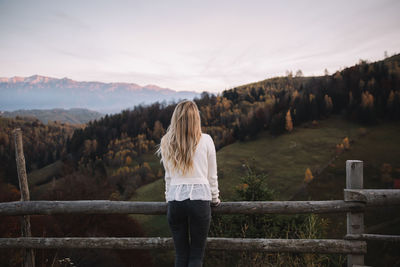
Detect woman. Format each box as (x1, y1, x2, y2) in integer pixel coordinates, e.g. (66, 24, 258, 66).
(155, 100, 221, 267)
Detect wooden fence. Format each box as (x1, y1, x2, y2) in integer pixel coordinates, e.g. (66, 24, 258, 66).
(1, 128, 399, 267)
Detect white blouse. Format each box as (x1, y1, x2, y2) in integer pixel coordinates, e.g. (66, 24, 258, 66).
(163, 133, 219, 202)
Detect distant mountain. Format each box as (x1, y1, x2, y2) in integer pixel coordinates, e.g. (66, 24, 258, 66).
(0, 108, 103, 124)
(0, 75, 201, 113)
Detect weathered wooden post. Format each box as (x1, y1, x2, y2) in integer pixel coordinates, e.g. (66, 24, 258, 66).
(345, 160, 364, 267)
(13, 128, 35, 267)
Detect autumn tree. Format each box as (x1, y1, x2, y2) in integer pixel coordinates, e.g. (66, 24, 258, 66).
(308, 93, 319, 120)
(361, 91, 374, 109)
(387, 90, 400, 119)
(342, 137, 350, 150)
(387, 90, 395, 108)
(291, 90, 299, 104)
(152, 120, 165, 141)
(285, 109, 293, 132)
(304, 168, 314, 183)
(336, 143, 344, 155)
(324, 94, 333, 115)
(359, 91, 376, 123)
(125, 156, 132, 165)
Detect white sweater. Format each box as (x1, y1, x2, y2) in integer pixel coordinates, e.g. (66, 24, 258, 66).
(164, 133, 220, 202)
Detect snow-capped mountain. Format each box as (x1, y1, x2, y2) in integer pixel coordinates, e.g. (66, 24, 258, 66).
(0, 75, 202, 113)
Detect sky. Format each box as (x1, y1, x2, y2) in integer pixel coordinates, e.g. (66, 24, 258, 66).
(0, 0, 399, 93)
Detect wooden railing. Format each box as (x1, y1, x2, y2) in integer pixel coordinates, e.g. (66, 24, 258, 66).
(1, 129, 399, 267)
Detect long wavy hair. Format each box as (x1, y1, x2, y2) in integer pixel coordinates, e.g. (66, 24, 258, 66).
(155, 100, 202, 176)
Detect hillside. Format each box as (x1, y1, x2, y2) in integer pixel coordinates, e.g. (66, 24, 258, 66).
(1, 108, 103, 124)
(0, 75, 201, 113)
(0, 116, 79, 186)
(128, 116, 367, 236)
(294, 121, 400, 267)
(215, 117, 362, 200)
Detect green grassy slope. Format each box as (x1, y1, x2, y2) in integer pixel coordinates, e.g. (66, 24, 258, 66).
(296, 122, 400, 201)
(129, 116, 365, 237)
(129, 179, 168, 236)
(216, 117, 362, 200)
(28, 160, 64, 187)
(29, 160, 66, 199)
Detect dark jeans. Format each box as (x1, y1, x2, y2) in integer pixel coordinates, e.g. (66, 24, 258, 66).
(167, 199, 211, 267)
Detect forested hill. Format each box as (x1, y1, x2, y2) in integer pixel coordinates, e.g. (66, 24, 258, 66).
(67, 54, 400, 165)
(0, 117, 80, 185)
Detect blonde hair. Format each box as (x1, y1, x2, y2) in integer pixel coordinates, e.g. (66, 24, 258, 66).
(155, 100, 202, 176)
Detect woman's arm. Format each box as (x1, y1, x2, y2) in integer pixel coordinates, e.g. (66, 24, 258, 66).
(164, 166, 171, 203)
(206, 135, 220, 203)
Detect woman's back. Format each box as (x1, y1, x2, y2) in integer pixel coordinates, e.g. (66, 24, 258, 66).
(166, 133, 215, 181)
(165, 133, 219, 202)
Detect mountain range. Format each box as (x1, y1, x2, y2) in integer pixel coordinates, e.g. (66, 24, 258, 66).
(0, 75, 201, 113)
(0, 108, 103, 124)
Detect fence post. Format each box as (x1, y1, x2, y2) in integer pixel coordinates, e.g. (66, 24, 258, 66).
(13, 128, 35, 267)
(346, 160, 364, 267)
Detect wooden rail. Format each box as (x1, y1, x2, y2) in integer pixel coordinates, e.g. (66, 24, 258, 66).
(345, 234, 400, 242)
(344, 189, 400, 206)
(0, 237, 366, 254)
(2, 129, 400, 267)
(0, 200, 366, 215)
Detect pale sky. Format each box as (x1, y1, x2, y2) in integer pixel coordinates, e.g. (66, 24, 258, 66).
(0, 0, 399, 93)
